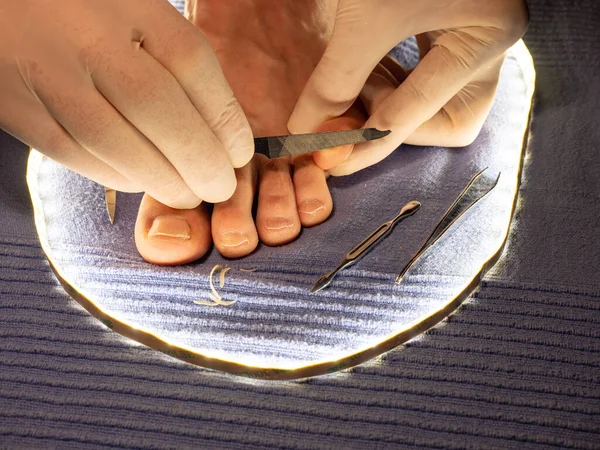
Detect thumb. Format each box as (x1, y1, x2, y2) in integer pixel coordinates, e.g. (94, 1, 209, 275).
(288, 5, 396, 134)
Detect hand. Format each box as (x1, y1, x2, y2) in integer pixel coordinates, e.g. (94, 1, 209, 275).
(288, 0, 529, 175)
(0, 0, 254, 208)
(134, 0, 364, 265)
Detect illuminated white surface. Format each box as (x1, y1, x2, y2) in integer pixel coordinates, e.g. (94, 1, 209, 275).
(27, 41, 534, 371)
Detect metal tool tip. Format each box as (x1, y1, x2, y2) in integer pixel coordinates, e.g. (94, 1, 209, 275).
(310, 275, 331, 294)
(395, 266, 410, 284)
(404, 200, 421, 212)
(365, 128, 392, 141)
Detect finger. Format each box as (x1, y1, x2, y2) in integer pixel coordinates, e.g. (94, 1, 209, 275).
(331, 32, 502, 175)
(134, 194, 212, 266)
(2, 111, 139, 193)
(288, 5, 398, 134)
(212, 155, 261, 258)
(140, 4, 254, 168)
(87, 37, 236, 204)
(405, 59, 503, 147)
(362, 53, 502, 147)
(360, 71, 397, 118)
(415, 33, 433, 60)
(256, 157, 301, 246)
(377, 55, 409, 84)
(31, 66, 202, 209)
(360, 57, 407, 116)
(0, 72, 138, 192)
(292, 154, 332, 227)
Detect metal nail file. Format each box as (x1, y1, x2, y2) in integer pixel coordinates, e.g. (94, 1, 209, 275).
(254, 128, 391, 159)
(395, 168, 501, 284)
(311, 200, 421, 294)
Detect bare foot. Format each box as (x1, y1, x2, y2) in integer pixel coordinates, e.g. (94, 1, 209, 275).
(135, 0, 366, 265)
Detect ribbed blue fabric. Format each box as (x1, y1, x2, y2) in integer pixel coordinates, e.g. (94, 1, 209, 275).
(1, 0, 599, 448)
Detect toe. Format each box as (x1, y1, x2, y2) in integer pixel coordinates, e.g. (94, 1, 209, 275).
(212, 156, 260, 258)
(292, 154, 333, 227)
(134, 194, 212, 265)
(312, 106, 366, 171)
(256, 157, 301, 246)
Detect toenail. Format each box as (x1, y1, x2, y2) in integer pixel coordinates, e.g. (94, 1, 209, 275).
(148, 215, 191, 241)
(265, 217, 294, 231)
(298, 199, 325, 215)
(220, 231, 249, 247)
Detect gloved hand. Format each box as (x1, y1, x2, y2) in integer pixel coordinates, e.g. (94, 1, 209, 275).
(288, 0, 529, 175)
(0, 0, 254, 208)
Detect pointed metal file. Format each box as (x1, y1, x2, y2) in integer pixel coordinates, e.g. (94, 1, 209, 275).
(254, 128, 391, 159)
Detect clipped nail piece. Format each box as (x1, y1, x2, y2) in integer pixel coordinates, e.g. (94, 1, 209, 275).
(265, 217, 293, 231)
(148, 215, 191, 241)
(298, 199, 325, 216)
(220, 231, 250, 248)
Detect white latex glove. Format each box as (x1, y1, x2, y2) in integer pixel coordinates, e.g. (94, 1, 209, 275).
(288, 0, 529, 176)
(0, 0, 254, 208)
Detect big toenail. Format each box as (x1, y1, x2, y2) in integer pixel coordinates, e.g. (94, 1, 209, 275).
(148, 215, 191, 241)
(265, 217, 293, 230)
(298, 199, 325, 215)
(220, 231, 249, 247)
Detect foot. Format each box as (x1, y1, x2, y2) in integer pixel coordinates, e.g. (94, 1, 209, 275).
(135, 0, 366, 265)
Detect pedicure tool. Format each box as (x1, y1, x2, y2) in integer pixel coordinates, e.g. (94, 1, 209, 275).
(104, 128, 390, 224)
(254, 128, 391, 159)
(311, 200, 421, 294)
(395, 168, 501, 284)
(105, 188, 116, 225)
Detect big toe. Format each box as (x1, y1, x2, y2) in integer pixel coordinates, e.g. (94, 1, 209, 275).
(135, 194, 212, 266)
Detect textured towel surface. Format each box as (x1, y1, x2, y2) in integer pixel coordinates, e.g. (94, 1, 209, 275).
(1, 0, 600, 448)
(26, 41, 531, 370)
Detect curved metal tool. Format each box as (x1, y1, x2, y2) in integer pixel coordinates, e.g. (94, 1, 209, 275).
(311, 200, 421, 294)
(395, 168, 501, 284)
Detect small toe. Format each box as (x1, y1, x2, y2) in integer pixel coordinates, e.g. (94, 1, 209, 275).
(256, 157, 301, 246)
(292, 154, 333, 227)
(212, 157, 260, 258)
(312, 110, 366, 171)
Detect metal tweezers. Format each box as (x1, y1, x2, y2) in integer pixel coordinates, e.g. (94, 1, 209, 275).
(395, 167, 501, 284)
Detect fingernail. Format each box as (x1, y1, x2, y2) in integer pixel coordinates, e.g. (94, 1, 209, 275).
(265, 217, 293, 231)
(148, 215, 191, 241)
(220, 231, 249, 247)
(298, 199, 325, 216)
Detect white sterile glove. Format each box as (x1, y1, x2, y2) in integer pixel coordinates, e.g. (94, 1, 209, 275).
(0, 0, 254, 208)
(289, 0, 529, 175)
